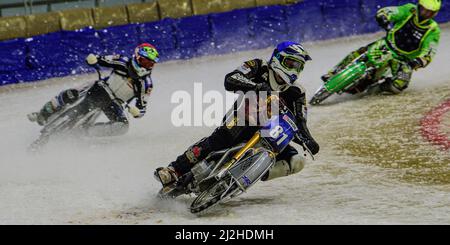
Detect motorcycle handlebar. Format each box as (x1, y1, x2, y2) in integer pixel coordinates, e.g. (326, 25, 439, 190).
(92, 64, 102, 80)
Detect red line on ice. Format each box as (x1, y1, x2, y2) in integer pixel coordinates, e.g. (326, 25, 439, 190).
(420, 99, 450, 150)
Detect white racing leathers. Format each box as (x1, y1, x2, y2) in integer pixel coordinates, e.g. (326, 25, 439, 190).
(85, 55, 153, 137)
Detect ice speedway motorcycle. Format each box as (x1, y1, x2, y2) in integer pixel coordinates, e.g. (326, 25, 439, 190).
(310, 29, 409, 105)
(158, 95, 314, 214)
(29, 66, 107, 151)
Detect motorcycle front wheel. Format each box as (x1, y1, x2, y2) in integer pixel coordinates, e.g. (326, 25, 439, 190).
(309, 85, 332, 105)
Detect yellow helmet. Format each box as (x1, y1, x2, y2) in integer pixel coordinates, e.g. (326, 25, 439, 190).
(417, 0, 441, 21)
(418, 0, 442, 11)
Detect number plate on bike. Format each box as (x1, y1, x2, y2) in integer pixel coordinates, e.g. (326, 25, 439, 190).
(261, 110, 298, 153)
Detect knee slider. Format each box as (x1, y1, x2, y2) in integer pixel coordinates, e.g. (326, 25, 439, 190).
(380, 79, 403, 94)
(289, 155, 305, 174)
(60, 89, 79, 104)
(262, 156, 305, 181)
(392, 79, 408, 91)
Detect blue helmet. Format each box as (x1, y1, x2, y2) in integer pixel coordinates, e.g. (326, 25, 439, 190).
(269, 41, 312, 86)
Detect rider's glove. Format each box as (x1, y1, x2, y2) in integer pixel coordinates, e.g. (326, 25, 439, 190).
(304, 138, 320, 155)
(407, 58, 425, 70)
(369, 50, 384, 60)
(128, 106, 145, 118)
(295, 134, 320, 155)
(86, 54, 98, 66)
(368, 46, 393, 64)
(376, 14, 390, 31)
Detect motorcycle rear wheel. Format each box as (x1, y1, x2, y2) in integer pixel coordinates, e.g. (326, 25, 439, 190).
(28, 103, 90, 151)
(190, 177, 240, 214)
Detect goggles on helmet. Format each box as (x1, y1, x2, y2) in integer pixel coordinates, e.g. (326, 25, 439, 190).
(136, 55, 156, 70)
(280, 56, 305, 73)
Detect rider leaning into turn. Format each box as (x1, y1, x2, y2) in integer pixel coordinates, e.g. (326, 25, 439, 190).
(28, 43, 159, 137)
(154, 41, 320, 188)
(322, 0, 441, 94)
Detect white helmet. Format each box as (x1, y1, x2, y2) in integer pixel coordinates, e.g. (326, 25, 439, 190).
(269, 41, 312, 86)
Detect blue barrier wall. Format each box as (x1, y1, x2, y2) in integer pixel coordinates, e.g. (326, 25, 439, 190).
(1, 0, 449, 86)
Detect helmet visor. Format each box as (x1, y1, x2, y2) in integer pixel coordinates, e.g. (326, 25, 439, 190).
(419, 4, 438, 20)
(281, 57, 305, 73)
(137, 56, 156, 70)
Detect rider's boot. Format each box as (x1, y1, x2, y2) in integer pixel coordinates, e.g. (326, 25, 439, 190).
(27, 101, 58, 126)
(28, 89, 80, 126)
(261, 155, 305, 181)
(367, 77, 409, 95)
(27, 111, 47, 126)
(155, 136, 215, 188)
(154, 165, 180, 187)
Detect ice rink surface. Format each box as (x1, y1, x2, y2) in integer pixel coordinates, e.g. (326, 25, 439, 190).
(1, 28, 449, 224)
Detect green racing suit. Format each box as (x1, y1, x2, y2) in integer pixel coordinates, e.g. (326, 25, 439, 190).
(326, 3, 441, 94)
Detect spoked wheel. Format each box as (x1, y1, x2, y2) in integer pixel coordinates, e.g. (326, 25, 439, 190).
(190, 177, 240, 214)
(28, 117, 68, 152)
(309, 85, 332, 105)
(28, 102, 90, 151)
(28, 117, 72, 151)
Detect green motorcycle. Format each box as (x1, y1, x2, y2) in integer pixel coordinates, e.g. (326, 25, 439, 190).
(310, 38, 407, 105)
